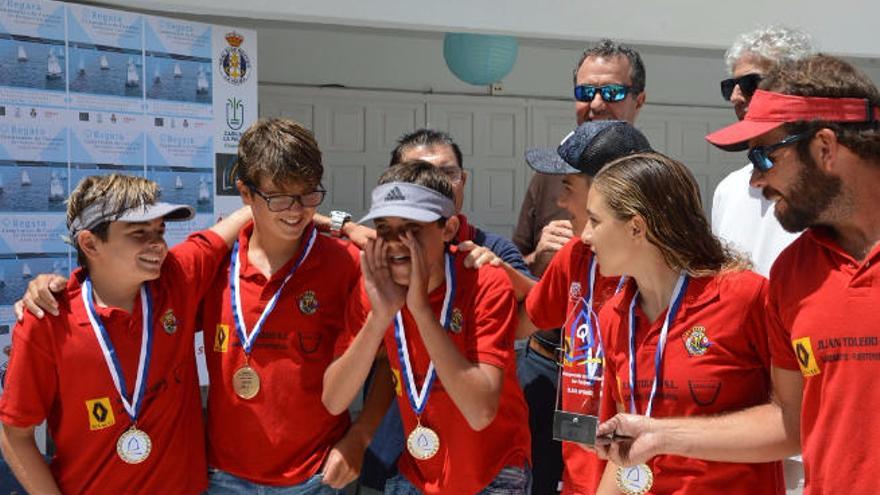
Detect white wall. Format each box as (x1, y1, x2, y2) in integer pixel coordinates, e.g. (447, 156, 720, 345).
(96, 0, 880, 58)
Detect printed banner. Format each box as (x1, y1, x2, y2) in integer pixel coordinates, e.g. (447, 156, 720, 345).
(0, 0, 257, 391)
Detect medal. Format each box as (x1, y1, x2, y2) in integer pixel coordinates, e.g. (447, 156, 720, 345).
(616, 464, 653, 495)
(117, 427, 152, 464)
(232, 364, 260, 400)
(82, 279, 155, 463)
(229, 227, 316, 399)
(406, 424, 440, 460)
(395, 253, 455, 461)
(617, 273, 688, 494)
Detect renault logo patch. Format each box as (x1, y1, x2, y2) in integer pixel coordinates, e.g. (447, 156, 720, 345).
(214, 324, 230, 353)
(86, 397, 115, 430)
(793, 337, 821, 377)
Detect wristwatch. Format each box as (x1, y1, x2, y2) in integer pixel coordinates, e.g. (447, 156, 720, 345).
(329, 210, 352, 238)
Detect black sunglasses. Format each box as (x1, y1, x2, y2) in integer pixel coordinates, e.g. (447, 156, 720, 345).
(747, 132, 811, 172)
(721, 73, 762, 101)
(246, 183, 326, 211)
(574, 84, 633, 103)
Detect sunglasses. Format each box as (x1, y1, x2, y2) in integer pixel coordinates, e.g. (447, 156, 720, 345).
(747, 132, 811, 172)
(720, 73, 762, 101)
(246, 183, 326, 211)
(574, 84, 633, 103)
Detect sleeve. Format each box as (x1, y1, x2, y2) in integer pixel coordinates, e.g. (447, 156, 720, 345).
(0, 316, 59, 427)
(524, 238, 577, 329)
(466, 267, 517, 369)
(744, 275, 773, 370)
(335, 246, 367, 358)
(479, 230, 535, 279)
(598, 302, 623, 421)
(512, 175, 541, 254)
(165, 229, 230, 300)
(766, 275, 799, 371)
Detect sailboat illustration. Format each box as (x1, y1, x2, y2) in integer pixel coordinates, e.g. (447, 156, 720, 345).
(196, 65, 209, 94)
(198, 177, 210, 203)
(99, 54, 109, 70)
(78, 56, 86, 75)
(173, 62, 182, 78)
(49, 172, 65, 202)
(126, 58, 139, 87)
(20, 170, 31, 186)
(0, 267, 6, 288)
(0, 172, 4, 193)
(153, 64, 161, 83)
(175, 175, 184, 189)
(21, 263, 32, 279)
(46, 48, 62, 79)
(17, 46, 27, 62)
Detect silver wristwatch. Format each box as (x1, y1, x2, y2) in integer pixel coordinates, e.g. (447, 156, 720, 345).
(329, 210, 352, 238)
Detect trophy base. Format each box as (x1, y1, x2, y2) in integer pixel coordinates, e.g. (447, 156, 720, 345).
(552, 411, 598, 445)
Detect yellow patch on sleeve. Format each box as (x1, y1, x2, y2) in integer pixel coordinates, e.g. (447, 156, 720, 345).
(792, 337, 821, 377)
(214, 324, 230, 353)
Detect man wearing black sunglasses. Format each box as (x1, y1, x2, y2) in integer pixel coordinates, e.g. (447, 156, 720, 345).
(511, 39, 646, 495)
(711, 26, 814, 277)
(597, 53, 880, 495)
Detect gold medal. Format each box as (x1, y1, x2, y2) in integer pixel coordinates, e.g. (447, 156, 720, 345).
(406, 424, 440, 460)
(232, 365, 260, 399)
(117, 427, 152, 464)
(617, 464, 653, 495)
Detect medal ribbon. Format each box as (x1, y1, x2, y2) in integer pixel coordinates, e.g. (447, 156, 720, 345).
(627, 273, 689, 418)
(394, 252, 455, 416)
(230, 226, 317, 355)
(82, 278, 153, 423)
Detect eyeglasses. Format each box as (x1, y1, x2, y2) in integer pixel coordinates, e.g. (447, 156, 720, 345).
(246, 183, 326, 211)
(720, 73, 762, 101)
(747, 132, 811, 172)
(574, 84, 633, 103)
(436, 165, 464, 184)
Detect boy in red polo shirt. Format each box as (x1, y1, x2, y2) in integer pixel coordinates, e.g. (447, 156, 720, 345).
(0, 174, 248, 494)
(198, 118, 388, 494)
(323, 160, 531, 494)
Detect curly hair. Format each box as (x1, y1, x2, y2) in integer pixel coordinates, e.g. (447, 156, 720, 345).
(725, 25, 816, 74)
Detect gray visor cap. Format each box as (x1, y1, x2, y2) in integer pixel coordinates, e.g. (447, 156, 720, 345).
(359, 182, 456, 224)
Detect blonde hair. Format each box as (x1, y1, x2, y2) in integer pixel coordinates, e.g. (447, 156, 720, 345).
(594, 152, 750, 276)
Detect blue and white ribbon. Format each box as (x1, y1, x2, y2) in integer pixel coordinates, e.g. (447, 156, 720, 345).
(82, 279, 153, 423)
(230, 227, 317, 355)
(627, 273, 689, 418)
(394, 252, 455, 416)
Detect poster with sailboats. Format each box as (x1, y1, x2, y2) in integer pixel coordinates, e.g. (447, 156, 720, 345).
(0, 0, 66, 107)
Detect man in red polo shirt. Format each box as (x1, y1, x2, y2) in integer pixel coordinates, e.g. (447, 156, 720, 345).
(0, 174, 249, 494)
(596, 55, 880, 495)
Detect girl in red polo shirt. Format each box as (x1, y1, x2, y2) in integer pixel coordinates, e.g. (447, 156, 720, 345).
(583, 152, 784, 495)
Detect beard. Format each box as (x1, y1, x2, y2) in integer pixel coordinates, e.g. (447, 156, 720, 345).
(772, 156, 842, 233)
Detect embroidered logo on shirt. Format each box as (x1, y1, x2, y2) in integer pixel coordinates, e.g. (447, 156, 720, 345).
(682, 326, 712, 357)
(298, 332, 322, 354)
(688, 379, 722, 406)
(298, 290, 319, 315)
(793, 337, 821, 377)
(569, 282, 583, 301)
(214, 324, 230, 353)
(450, 308, 463, 333)
(86, 398, 116, 430)
(161, 309, 178, 335)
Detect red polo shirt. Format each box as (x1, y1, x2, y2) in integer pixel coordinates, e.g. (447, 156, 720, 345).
(768, 228, 880, 495)
(524, 237, 620, 494)
(352, 249, 530, 495)
(201, 222, 362, 486)
(0, 230, 227, 495)
(600, 271, 784, 494)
